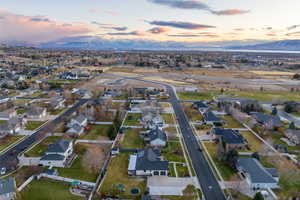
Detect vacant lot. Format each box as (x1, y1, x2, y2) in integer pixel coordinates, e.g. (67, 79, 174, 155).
(178, 91, 217, 101)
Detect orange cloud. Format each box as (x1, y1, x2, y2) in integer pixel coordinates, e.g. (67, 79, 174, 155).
(0, 9, 94, 43)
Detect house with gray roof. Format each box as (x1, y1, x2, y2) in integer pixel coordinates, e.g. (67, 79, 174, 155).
(236, 158, 279, 189)
(251, 112, 283, 130)
(25, 106, 47, 119)
(0, 117, 26, 137)
(40, 139, 73, 168)
(0, 108, 17, 120)
(0, 177, 16, 200)
(66, 123, 85, 137)
(143, 127, 167, 147)
(193, 101, 209, 114)
(128, 149, 168, 176)
(67, 114, 88, 128)
(211, 128, 247, 150)
(203, 110, 223, 126)
(284, 129, 300, 145)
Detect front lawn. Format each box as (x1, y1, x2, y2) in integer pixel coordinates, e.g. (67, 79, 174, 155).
(20, 178, 83, 200)
(161, 113, 174, 124)
(123, 113, 142, 126)
(49, 108, 65, 115)
(25, 121, 46, 130)
(17, 108, 26, 115)
(99, 153, 146, 199)
(121, 129, 144, 149)
(182, 103, 203, 121)
(24, 136, 61, 157)
(80, 125, 110, 140)
(203, 142, 236, 181)
(162, 141, 185, 163)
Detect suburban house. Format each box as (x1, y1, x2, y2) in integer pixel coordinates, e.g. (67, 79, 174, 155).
(128, 149, 168, 176)
(142, 127, 167, 147)
(72, 89, 93, 99)
(203, 111, 223, 126)
(67, 115, 88, 128)
(25, 106, 47, 119)
(192, 101, 209, 114)
(0, 108, 17, 119)
(66, 123, 85, 137)
(236, 158, 279, 189)
(217, 97, 260, 113)
(102, 90, 121, 99)
(59, 72, 78, 80)
(284, 129, 300, 145)
(141, 112, 164, 129)
(40, 139, 73, 168)
(0, 117, 27, 136)
(0, 96, 10, 105)
(211, 128, 247, 150)
(0, 177, 16, 200)
(250, 112, 283, 130)
(50, 96, 65, 110)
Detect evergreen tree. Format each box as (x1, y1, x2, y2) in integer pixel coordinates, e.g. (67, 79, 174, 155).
(253, 192, 264, 200)
(289, 122, 296, 130)
(271, 106, 278, 115)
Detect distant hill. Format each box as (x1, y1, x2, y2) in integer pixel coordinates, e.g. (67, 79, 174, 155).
(228, 40, 300, 51)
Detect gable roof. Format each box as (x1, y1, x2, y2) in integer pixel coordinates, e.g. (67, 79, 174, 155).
(204, 111, 222, 122)
(74, 115, 87, 124)
(46, 139, 71, 153)
(67, 124, 84, 134)
(148, 127, 167, 142)
(133, 149, 168, 171)
(251, 112, 283, 127)
(212, 128, 245, 144)
(193, 101, 208, 108)
(0, 177, 15, 195)
(237, 158, 278, 184)
(40, 154, 65, 161)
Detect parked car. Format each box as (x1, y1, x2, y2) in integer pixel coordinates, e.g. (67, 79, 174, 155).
(0, 167, 6, 175)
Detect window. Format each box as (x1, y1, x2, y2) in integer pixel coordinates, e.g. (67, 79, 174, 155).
(153, 171, 159, 175)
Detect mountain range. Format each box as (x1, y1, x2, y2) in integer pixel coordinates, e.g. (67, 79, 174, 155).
(228, 40, 300, 51)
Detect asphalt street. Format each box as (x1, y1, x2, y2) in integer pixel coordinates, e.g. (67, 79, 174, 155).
(110, 74, 227, 200)
(0, 99, 89, 174)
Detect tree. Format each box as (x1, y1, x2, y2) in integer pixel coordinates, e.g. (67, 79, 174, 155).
(253, 192, 264, 200)
(182, 184, 197, 200)
(271, 106, 277, 115)
(251, 152, 260, 160)
(107, 125, 117, 140)
(289, 122, 296, 130)
(224, 148, 239, 169)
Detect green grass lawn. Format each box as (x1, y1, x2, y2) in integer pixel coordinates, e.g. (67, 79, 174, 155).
(123, 113, 142, 126)
(49, 108, 65, 115)
(161, 113, 174, 124)
(224, 90, 300, 102)
(178, 91, 217, 101)
(79, 125, 110, 140)
(57, 154, 98, 182)
(17, 108, 26, 115)
(99, 153, 146, 199)
(240, 131, 263, 152)
(24, 136, 61, 157)
(25, 121, 46, 130)
(0, 120, 6, 124)
(182, 103, 203, 121)
(164, 126, 178, 135)
(20, 178, 83, 200)
(222, 115, 243, 128)
(121, 129, 144, 149)
(162, 141, 185, 163)
(203, 142, 236, 181)
(176, 163, 190, 177)
(48, 79, 80, 84)
(168, 163, 176, 177)
(0, 135, 23, 151)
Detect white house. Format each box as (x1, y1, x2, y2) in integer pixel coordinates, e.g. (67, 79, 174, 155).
(128, 149, 168, 176)
(66, 124, 85, 137)
(25, 106, 47, 119)
(236, 158, 279, 190)
(67, 115, 88, 128)
(40, 139, 73, 168)
(143, 127, 167, 147)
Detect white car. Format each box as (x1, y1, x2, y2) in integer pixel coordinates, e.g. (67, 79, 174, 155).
(0, 167, 6, 175)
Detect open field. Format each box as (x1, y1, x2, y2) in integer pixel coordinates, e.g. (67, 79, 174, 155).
(20, 178, 82, 200)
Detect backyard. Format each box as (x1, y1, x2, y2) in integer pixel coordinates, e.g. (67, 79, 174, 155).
(79, 125, 110, 140)
(123, 113, 142, 126)
(121, 128, 144, 149)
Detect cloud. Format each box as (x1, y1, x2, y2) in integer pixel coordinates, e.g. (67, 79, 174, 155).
(91, 21, 127, 31)
(147, 27, 169, 34)
(0, 9, 93, 43)
(106, 31, 145, 36)
(168, 32, 219, 38)
(212, 9, 250, 16)
(148, 0, 249, 16)
(147, 20, 216, 30)
(287, 24, 300, 31)
(286, 31, 300, 36)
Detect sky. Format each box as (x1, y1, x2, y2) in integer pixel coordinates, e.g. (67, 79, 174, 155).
(0, 0, 300, 44)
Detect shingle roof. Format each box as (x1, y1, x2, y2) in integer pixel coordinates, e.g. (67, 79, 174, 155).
(148, 127, 167, 142)
(135, 149, 168, 171)
(193, 101, 208, 108)
(204, 111, 222, 122)
(237, 158, 277, 184)
(0, 177, 15, 195)
(46, 139, 71, 153)
(251, 112, 283, 127)
(212, 128, 245, 144)
(26, 106, 46, 116)
(40, 154, 65, 161)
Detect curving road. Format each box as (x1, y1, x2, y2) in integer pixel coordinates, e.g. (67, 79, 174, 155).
(109, 74, 227, 200)
(0, 99, 89, 174)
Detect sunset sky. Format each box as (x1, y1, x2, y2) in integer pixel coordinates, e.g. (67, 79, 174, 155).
(1, 0, 300, 44)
